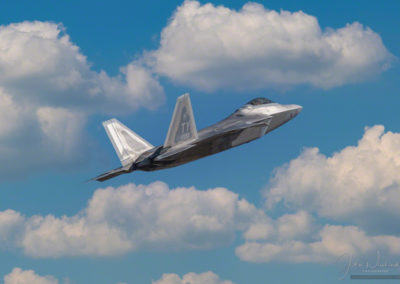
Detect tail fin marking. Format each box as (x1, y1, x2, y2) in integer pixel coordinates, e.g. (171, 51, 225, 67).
(164, 93, 198, 147)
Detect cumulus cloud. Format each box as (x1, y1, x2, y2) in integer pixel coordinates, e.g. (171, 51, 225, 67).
(238, 208, 400, 263)
(231, 125, 400, 263)
(153, 271, 234, 284)
(264, 125, 400, 234)
(0, 94, 87, 177)
(0, 21, 164, 112)
(0, 180, 398, 263)
(243, 210, 314, 241)
(0, 21, 164, 177)
(147, 0, 393, 91)
(237, 224, 400, 263)
(0, 210, 25, 249)
(1, 182, 260, 257)
(0, 90, 22, 135)
(4, 268, 59, 284)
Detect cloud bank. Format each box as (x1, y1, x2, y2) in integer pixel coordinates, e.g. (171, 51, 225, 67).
(237, 125, 400, 263)
(147, 0, 393, 91)
(3, 182, 261, 257)
(0, 21, 164, 113)
(0, 21, 164, 177)
(0, 176, 398, 262)
(237, 223, 400, 263)
(264, 125, 400, 234)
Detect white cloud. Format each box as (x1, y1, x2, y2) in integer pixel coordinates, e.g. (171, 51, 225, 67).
(36, 107, 86, 157)
(0, 210, 25, 248)
(243, 210, 314, 242)
(0, 90, 22, 135)
(4, 268, 58, 284)
(0, 21, 164, 112)
(147, 1, 393, 91)
(0, 182, 258, 257)
(0, 180, 399, 263)
(231, 125, 400, 263)
(276, 210, 315, 241)
(0, 102, 87, 177)
(0, 179, 397, 264)
(153, 271, 234, 284)
(0, 21, 164, 177)
(264, 125, 400, 234)
(236, 225, 400, 263)
(237, 211, 399, 262)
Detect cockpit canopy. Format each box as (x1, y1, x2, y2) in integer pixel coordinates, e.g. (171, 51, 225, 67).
(246, 97, 274, 106)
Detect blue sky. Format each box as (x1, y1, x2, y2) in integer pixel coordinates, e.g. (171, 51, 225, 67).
(0, 0, 399, 283)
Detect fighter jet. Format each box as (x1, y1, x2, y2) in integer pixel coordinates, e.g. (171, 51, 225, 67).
(93, 93, 302, 181)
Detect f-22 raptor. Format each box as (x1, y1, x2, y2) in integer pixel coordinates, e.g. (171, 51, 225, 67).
(94, 94, 302, 181)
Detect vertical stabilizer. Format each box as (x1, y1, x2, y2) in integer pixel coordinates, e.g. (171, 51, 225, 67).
(164, 93, 198, 147)
(103, 119, 153, 167)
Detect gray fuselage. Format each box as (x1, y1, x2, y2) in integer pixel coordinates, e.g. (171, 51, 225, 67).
(134, 102, 302, 171)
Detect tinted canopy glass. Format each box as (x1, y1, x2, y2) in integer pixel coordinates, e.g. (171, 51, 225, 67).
(246, 97, 274, 105)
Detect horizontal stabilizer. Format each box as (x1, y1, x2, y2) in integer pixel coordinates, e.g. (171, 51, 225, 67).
(91, 165, 132, 182)
(103, 119, 153, 167)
